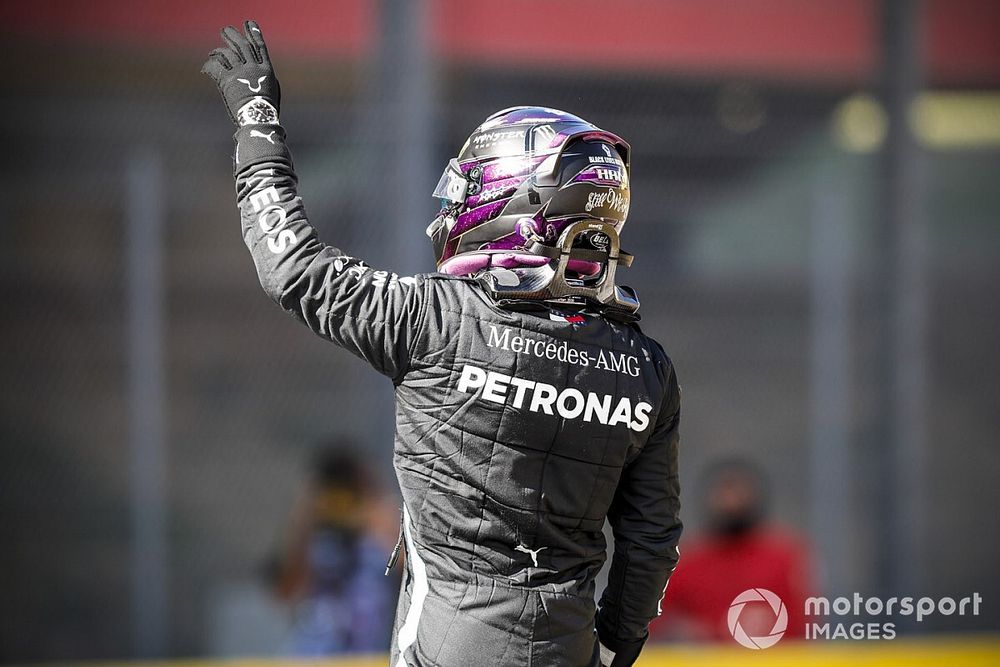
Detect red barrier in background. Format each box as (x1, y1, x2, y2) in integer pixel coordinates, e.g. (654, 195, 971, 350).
(2, 0, 998, 83)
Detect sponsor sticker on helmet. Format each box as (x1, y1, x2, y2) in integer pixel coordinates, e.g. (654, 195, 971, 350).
(472, 129, 526, 149)
(574, 164, 629, 189)
(585, 188, 630, 216)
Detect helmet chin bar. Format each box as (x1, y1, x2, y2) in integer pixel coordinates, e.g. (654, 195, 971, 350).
(480, 220, 640, 314)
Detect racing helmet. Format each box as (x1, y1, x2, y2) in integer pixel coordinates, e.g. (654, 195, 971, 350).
(426, 106, 639, 313)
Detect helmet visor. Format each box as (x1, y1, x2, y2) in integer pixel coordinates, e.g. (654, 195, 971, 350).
(432, 158, 469, 205)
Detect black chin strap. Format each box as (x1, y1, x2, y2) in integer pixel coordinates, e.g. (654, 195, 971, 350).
(496, 294, 642, 323)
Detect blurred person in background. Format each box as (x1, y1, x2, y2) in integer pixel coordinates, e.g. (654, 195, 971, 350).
(272, 444, 399, 655)
(203, 20, 681, 667)
(649, 458, 813, 642)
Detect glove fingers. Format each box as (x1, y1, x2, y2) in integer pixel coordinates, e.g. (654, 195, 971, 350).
(202, 48, 233, 79)
(220, 25, 249, 64)
(200, 58, 223, 80)
(244, 20, 270, 65)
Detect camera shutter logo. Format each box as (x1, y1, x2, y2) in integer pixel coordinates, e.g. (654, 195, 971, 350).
(728, 588, 788, 649)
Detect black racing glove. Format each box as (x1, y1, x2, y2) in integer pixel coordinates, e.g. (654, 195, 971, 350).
(597, 629, 647, 667)
(201, 20, 281, 126)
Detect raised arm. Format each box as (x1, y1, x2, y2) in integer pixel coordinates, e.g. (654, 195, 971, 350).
(202, 21, 424, 380)
(596, 362, 682, 667)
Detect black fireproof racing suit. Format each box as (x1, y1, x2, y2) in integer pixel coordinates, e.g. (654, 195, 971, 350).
(230, 124, 682, 667)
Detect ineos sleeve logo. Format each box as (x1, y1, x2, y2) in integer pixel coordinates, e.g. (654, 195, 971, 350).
(247, 169, 297, 255)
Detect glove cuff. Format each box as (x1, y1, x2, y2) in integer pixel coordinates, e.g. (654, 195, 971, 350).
(233, 124, 292, 175)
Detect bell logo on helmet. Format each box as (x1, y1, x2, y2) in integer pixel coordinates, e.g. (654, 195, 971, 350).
(589, 233, 610, 251)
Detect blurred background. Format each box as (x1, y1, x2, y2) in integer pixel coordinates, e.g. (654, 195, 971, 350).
(2, 0, 999, 663)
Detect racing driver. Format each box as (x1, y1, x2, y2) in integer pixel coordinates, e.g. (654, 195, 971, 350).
(203, 21, 682, 667)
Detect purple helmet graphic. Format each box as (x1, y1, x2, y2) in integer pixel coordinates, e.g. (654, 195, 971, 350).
(426, 106, 632, 280)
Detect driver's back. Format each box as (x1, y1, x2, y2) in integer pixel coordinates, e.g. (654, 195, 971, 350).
(388, 275, 681, 667)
